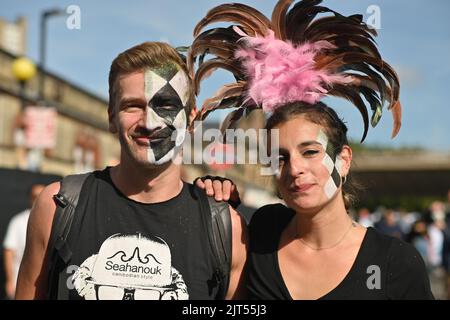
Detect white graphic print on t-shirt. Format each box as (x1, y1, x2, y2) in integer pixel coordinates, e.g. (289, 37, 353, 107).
(72, 233, 189, 300)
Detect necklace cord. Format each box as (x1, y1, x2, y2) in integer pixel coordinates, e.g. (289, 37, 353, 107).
(297, 218, 356, 250)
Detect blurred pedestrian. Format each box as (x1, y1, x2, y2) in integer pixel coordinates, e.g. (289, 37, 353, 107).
(3, 184, 44, 299)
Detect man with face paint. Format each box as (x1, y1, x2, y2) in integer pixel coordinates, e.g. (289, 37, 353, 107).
(138, 63, 189, 165)
(16, 42, 248, 300)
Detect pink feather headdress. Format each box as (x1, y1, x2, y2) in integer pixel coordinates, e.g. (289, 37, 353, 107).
(235, 29, 350, 113)
(187, 0, 402, 142)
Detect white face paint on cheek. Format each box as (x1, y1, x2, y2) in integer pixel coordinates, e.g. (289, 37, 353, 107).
(144, 68, 167, 102)
(144, 69, 166, 131)
(143, 69, 168, 164)
(317, 129, 342, 200)
(335, 155, 344, 176)
(165, 68, 189, 158)
(169, 69, 190, 106)
(146, 107, 165, 130)
(317, 129, 328, 150)
(172, 111, 187, 146)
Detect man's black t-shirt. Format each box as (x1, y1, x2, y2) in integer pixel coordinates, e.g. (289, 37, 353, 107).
(248, 204, 434, 300)
(59, 168, 219, 300)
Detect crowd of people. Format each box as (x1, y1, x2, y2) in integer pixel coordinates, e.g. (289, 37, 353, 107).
(355, 194, 450, 299)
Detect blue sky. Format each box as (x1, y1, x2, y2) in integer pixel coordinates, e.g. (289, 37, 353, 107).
(2, 0, 450, 151)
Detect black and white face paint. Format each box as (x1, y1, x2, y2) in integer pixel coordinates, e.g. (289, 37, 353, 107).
(317, 130, 344, 199)
(144, 63, 190, 165)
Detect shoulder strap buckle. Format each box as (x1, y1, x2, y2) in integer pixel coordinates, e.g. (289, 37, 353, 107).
(53, 194, 68, 208)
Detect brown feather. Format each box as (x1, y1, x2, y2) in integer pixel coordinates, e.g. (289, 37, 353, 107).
(390, 100, 402, 138)
(189, 33, 239, 61)
(271, 0, 294, 39)
(198, 97, 243, 122)
(305, 21, 376, 44)
(286, 1, 337, 42)
(194, 59, 244, 95)
(345, 72, 390, 108)
(316, 52, 400, 114)
(194, 26, 241, 42)
(358, 86, 383, 127)
(189, 40, 236, 63)
(211, 81, 246, 101)
(194, 3, 271, 37)
(329, 84, 370, 142)
(197, 82, 246, 120)
(187, 27, 241, 78)
(220, 107, 246, 135)
(318, 34, 381, 60)
(315, 53, 399, 107)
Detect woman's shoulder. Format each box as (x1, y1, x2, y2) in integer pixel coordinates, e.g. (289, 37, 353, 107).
(366, 228, 434, 299)
(366, 227, 422, 262)
(247, 203, 294, 247)
(254, 203, 292, 214)
(250, 203, 294, 228)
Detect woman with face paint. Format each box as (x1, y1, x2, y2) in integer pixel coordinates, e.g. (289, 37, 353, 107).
(191, 0, 434, 299)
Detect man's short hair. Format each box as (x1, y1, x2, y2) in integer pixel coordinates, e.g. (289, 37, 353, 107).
(108, 42, 195, 114)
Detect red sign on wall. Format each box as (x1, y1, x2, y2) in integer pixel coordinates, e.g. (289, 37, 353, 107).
(24, 106, 57, 149)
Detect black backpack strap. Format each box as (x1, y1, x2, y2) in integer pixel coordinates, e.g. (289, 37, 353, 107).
(207, 196, 233, 299)
(194, 186, 232, 300)
(46, 173, 90, 300)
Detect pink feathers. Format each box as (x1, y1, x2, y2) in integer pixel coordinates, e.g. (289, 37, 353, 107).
(235, 30, 348, 113)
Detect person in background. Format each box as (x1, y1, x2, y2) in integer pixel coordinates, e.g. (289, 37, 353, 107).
(357, 208, 374, 228)
(374, 209, 404, 240)
(3, 184, 45, 299)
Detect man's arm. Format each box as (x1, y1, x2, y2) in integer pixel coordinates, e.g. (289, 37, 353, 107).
(3, 249, 16, 299)
(225, 206, 248, 300)
(15, 182, 60, 300)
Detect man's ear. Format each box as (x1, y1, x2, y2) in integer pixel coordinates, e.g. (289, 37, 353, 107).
(108, 104, 118, 134)
(187, 105, 198, 133)
(339, 145, 352, 177)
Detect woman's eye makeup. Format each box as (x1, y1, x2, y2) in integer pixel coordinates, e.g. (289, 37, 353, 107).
(303, 149, 320, 156)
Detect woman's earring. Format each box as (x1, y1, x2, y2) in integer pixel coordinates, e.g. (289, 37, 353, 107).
(342, 176, 347, 185)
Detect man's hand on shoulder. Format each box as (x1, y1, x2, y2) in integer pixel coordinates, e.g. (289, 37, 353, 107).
(194, 176, 241, 208)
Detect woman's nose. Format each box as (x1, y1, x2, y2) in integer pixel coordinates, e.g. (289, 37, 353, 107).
(287, 155, 305, 177)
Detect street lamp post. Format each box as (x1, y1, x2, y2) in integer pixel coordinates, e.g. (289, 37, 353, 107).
(38, 8, 65, 103)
